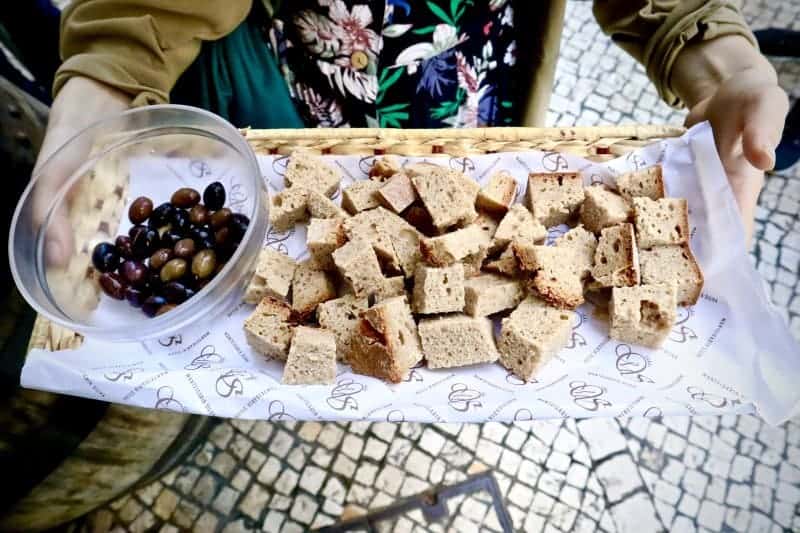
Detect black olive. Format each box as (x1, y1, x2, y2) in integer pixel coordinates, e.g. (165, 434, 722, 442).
(148, 202, 175, 228)
(124, 286, 148, 308)
(159, 230, 184, 249)
(142, 295, 167, 317)
(130, 226, 158, 258)
(92, 242, 120, 272)
(202, 181, 226, 210)
(164, 281, 191, 304)
(170, 209, 191, 234)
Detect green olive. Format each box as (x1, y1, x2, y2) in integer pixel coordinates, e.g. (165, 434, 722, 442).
(160, 258, 187, 282)
(191, 249, 217, 279)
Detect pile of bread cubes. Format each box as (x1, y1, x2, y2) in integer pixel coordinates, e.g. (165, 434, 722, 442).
(242, 154, 703, 386)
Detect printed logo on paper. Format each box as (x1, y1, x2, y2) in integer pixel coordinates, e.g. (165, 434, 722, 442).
(154, 385, 185, 412)
(569, 380, 612, 411)
(215, 369, 255, 398)
(326, 379, 365, 411)
(184, 344, 225, 371)
(670, 307, 698, 344)
(447, 383, 483, 412)
(615, 343, 654, 384)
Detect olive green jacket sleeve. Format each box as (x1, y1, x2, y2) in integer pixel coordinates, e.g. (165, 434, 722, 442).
(54, 0, 252, 106)
(593, 0, 757, 107)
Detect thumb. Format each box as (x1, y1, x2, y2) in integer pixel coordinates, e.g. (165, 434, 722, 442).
(742, 86, 790, 171)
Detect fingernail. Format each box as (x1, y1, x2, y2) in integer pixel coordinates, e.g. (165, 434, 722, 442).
(763, 145, 776, 170)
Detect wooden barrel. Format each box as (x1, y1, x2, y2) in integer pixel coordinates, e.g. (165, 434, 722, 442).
(0, 314, 217, 532)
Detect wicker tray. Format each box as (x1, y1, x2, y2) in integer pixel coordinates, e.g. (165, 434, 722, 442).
(29, 125, 685, 352)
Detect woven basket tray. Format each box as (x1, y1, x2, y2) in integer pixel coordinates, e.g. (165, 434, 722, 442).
(29, 125, 685, 352)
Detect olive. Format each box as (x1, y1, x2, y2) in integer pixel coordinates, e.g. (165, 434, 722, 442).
(115, 235, 133, 259)
(147, 270, 164, 292)
(130, 226, 159, 258)
(214, 226, 231, 247)
(210, 208, 233, 229)
(188, 205, 210, 226)
(120, 260, 148, 287)
(92, 242, 120, 272)
(173, 238, 196, 259)
(189, 226, 213, 247)
(156, 304, 176, 316)
(128, 196, 153, 224)
(124, 286, 148, 308)
(99, 272, 125, 299)
(170, 209, 191, 234)
(192, 249, 217, 279)
(148, 202, 175, 228)
(142, 295, 167, 317)
(229, 213, 249, 241)
(149, 248, 173, 270)
(171, 187, 201, 208)
(160, 258, 188, 282)
(203, 181, 226, 210)
(164, 281, 191, 304)
(159, 230, 183, 249)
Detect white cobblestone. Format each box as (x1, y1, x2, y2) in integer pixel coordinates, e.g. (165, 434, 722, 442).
(576, 418, 628, 460)
(609, 492, 663, 533)
(663, 432, 687, 457)
(678, 493, 700, 516)
(730, 455, 755, 483)
(725, 507, 753, 533)
(595, 454, 642, 503)
(654, 479, 682, 505)
(681, 469, 709, 498)
(672, 515, 697, 533)
(698, 500, 725, 531)
(726, 483, 752, 508)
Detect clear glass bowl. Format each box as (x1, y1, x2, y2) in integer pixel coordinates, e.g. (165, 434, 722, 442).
(9, 105, 266, 342)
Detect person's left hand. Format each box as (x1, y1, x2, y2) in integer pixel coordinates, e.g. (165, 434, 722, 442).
(674, 36, 789, 242)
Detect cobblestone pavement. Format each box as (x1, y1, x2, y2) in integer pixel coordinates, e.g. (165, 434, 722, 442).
(69, 1, 800, 532)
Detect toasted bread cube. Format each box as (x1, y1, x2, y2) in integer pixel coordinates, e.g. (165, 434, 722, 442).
(282, 326, 337, 385)
(390, 223, 423, 279)
(350, 296, 422, 383)
(464, 274, 524, 316)
(484, 246, 520, 277)
(591, 223, 640, 287)
(269, 188, 308, 232)
(412, 263, 465, 314)
(462, 246, 489, 278)
(403, 204, 437, 236)
(514, 243, 585, 309)
(291, 261, 336, 317)
(640, 245, 704, 306)
(477, 171, 518, 215)
(498, 296, 573, 382)
(420, 224, 491, 266)
(419, 314, 499, 369)
(284, 153, 341, 197)
(375, 276, 406, 302)
(410, 168, 479, 230)
(610, 284, 677, 348)
(378, 172, 417, 213)
(369, 155, 402, 181)
(244, 297, 295, 360)
(579, 185, 632, 233)
(525, 172, 584, 227)
(492, 204, 546, 253)
(244, 248, 297, 303)
(616, 165, 666, 201)
(307, 189, 348, 220)
(343, 207, 421, 276)
(307, 218, 346, 271)
(342, 180, 382, 214)
(555, 225, 598, 278)
(332, 238, 385, 298)
(317, 294, 369, 362)
(474, 212, 499, 240)
(633, 197, 689, 248)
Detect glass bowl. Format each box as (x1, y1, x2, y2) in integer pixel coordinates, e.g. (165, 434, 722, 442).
(9, 105, 266, 342)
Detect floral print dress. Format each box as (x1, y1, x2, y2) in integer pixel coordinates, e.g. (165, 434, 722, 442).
(268, 0, 518, 128)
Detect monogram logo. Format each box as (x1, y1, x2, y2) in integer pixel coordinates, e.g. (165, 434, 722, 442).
(326, 379, 365, 411)
(625, 152, 646, 170)
(184, 345, 224, 371)
(569, 381, 611, 411)
(541, 152, 569, 172)
(447, 383, 483, 412)
(449, 156, 476, 174)
(189, 159, 211, 178)
(403, 361, 424, 383)
(104, 367, 144, 382)
(687, 386, 730, 408)
(272, 155, 290, 176)
(385, 409, 405, 423)
(227, 181, 248, 213)
(615, 344, 654, 383)
(505, 370, 533, 386)
(565, 312, 588, 350)
(358, 155, 378, 176)
(158, 334, 183, 347)
(267, 399, 295, 421)
(155, 385, 185, 412)
(670, 307, 698, 343)
(514, 408, 533, 422)
(266, 226, 294, 253)
(643, 406, 663, 418)
(589, 173, 604, 186)
(215, 369, 254, 398)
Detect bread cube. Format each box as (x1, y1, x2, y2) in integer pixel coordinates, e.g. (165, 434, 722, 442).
(343, 207, 421, 276)
(464, 274, 524, 316)
(412, 263, 465, 314)
(525, 172, 584, 227)
(462, 246, 489, 278)
(419, 315, 499, 369)
(474, 212, 499, 241)
(514, 243, 585, 309)
(284, 153, 341, 197)
(640, 245, 704, 306)
(307, 189, 348, 220)
(369, 155, 402, 181)
(350, 296, 422, 383)
(554, 225, 598, 278)
(375, 276, 406, 302)
(498, 297, 573, 382)
(378, 172, 417, 213)
(633, 197, 689, 248)
(420, 224, 491, 266)
(616, 165, 666, 201)
(269, 188, 308, 232)
(591, 223, 640, 287)
(492, 204, 546, 253)
(484, 246, 520, 277)
(610, 284, 677, 348)
(317, 294, 369, 362)
(282, 326, 337, 385)
(244, 296, 295, 360)
(307, 218, 346, 271)
(291, 261, 337, 317)
(342, 180, 382, 214)
(579, 185, 631, 233)
(244, 248, 297, 303)
(410, 168, 478, 231)
(332, 238, 385, 298)
(477, 171, 518, 215)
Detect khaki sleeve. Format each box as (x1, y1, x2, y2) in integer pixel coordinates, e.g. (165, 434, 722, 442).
(593, 0, 757, 107)
(54, 0, 252, 106)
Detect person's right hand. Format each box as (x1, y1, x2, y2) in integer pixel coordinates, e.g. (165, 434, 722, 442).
(33, 76, 130, 267)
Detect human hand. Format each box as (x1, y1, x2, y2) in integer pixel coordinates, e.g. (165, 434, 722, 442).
(673, 36, 789, 242)
(32, 77, 130, 266)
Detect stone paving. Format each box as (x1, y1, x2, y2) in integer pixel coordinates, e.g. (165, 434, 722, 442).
(67, 1, 800, 532)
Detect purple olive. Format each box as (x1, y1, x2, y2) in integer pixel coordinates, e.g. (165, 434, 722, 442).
(120, 260, 148, 287)
(99, 272, 125, 299)
(142, 295, 167, 317)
